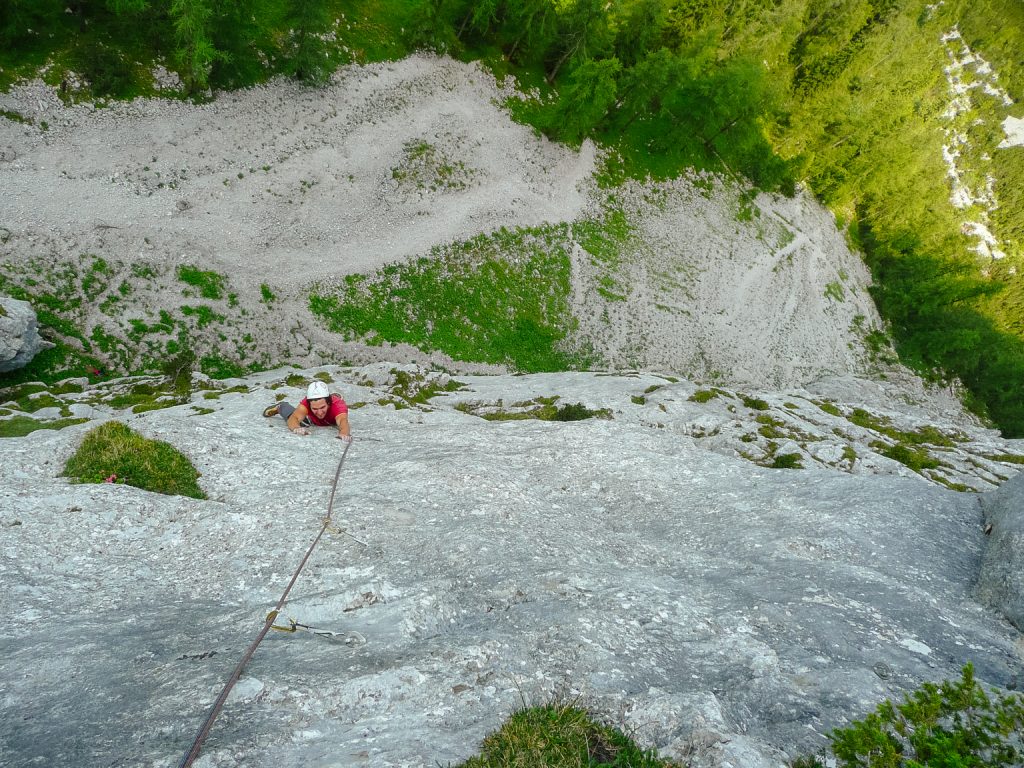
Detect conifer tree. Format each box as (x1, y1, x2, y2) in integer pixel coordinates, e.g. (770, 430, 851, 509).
(284, 0, 333, 84)
(170, 0, 216, 95)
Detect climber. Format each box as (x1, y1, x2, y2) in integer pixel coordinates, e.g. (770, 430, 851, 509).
(263, 381, 352, 442)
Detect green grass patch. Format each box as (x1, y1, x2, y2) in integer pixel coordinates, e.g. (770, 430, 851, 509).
(12, 391, 67, 414)
(689, 389, 719, 403)
(202, 384, 249, 400)
(63, 421, 205, 499)
(848, 408, 955, 447)
(456, 704, 679, 768)
(387, 369, 465, 407)
(929, 473, 971, 492)
(771, 452, 804, 469)
(200, 355, 248, 380)
(0, 416, 88, 438)
(982, 452, 1024, 465)
(824, 281, 845, 302)
(309, 225, 587, 373)
(180, 305, 225, 328)
(177, 265, 226, 300)
(741, 395, 770, 411)
(0, 382, 48, 402)
(1, 109, 29, 124)
(817, 400, 842, 417)
(464, 398, 611, 422)
(873, 441, 942, 473)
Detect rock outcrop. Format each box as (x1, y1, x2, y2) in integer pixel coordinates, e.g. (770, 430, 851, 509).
(0, 296, 52, 372)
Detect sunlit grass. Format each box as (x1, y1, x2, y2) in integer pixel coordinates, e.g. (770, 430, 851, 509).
(63, 421, 206, 499)
(457, 704, 680, 768)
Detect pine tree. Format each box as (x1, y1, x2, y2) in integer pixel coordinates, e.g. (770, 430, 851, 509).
(170, 0, 216, 95)
(284, 0, 333, 84)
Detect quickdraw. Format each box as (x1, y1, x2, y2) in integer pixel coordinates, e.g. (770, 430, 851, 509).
(268, 612, 366, 644)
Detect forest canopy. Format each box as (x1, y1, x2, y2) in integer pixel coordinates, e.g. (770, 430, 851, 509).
(1, 0, 1023, 435)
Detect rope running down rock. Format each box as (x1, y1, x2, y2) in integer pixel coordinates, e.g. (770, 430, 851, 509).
(177, 441, 353, 768)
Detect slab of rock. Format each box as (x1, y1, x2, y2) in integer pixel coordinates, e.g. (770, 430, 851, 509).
(1, 366, 1022, 768)
(0, 297, 53, 372)
(977, 473, 1024, 631)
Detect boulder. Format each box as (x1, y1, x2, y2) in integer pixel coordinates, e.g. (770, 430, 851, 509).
(976, 473, 1024, 630)
(0, 297, 54, 373)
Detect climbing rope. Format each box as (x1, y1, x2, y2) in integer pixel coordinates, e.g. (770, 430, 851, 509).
(177, 440, 355, 768)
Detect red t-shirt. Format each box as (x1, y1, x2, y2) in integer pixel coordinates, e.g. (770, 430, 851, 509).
(299, 393, 348, 426)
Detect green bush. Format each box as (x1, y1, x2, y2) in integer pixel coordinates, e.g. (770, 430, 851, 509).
(804, 664, 1024, 768)
(63, 421, 205, 499)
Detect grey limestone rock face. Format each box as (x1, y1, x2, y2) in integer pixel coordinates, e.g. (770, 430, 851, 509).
(1, 366, 1022, 768)
(0, 296, 53, 372)
(977, 473, 1024, 631)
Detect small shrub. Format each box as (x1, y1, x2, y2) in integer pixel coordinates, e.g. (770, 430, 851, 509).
(553, 402, 604, 421)
(162, 348, 195, 394)
(823, 664, 1024, 768)
(741, 394, 770, 410)
(63, 421, 206, 499)
(771, 452, 803, 469)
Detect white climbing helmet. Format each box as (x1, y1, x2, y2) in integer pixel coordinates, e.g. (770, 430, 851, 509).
(306, 381, 330, 401)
